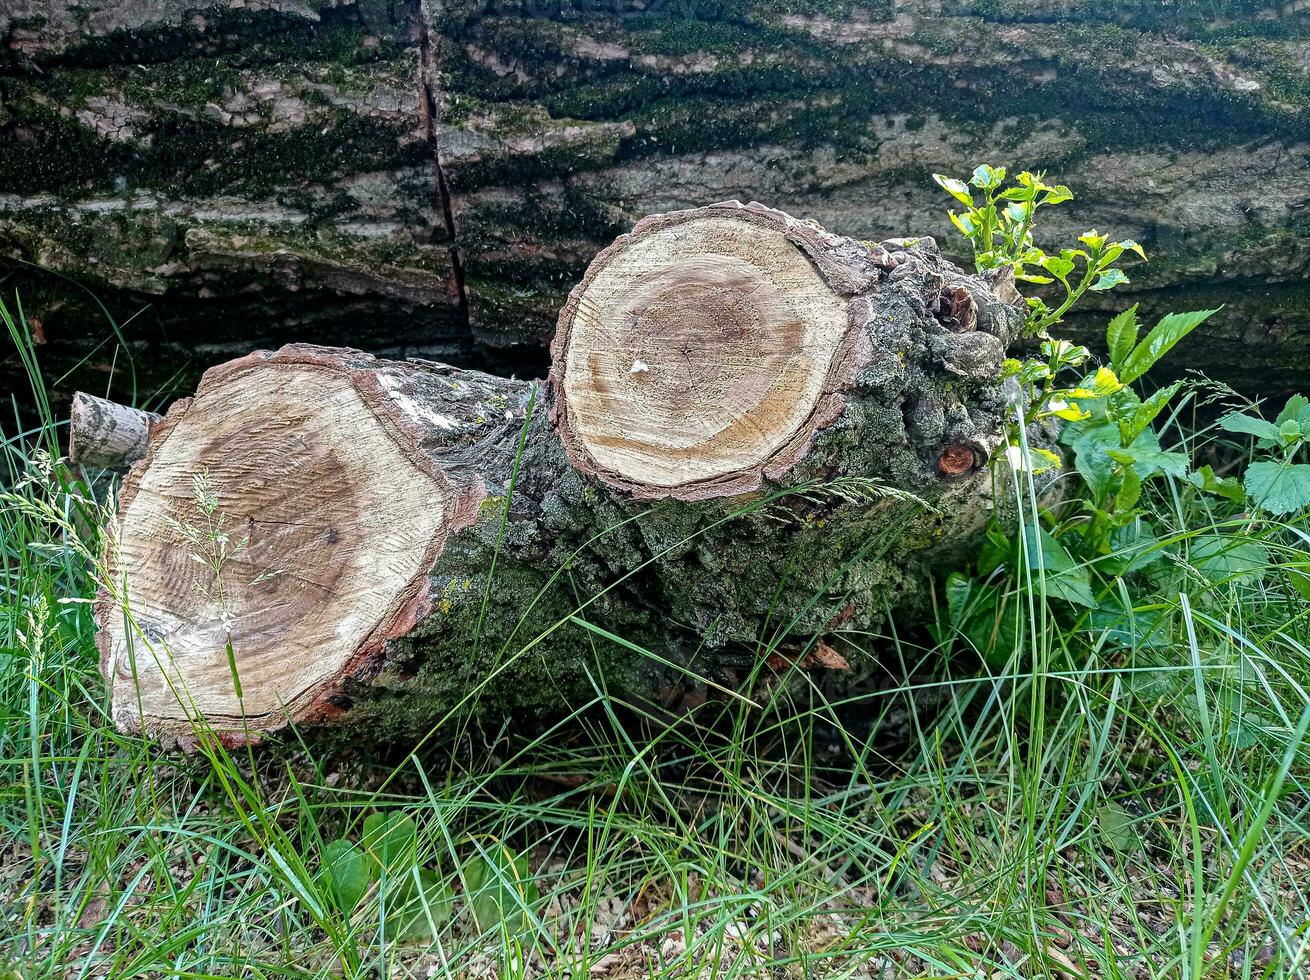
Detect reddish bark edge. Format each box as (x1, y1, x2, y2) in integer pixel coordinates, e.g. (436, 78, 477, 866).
(96, 344, 489, 745)
(548, 201, 881, 502)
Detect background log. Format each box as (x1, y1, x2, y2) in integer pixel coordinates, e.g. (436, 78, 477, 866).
(4, 1, 1310, 406)
(97, 204, 1026, 745)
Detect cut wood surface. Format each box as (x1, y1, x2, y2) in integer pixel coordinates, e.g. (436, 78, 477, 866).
(93, 203, 1030, 746)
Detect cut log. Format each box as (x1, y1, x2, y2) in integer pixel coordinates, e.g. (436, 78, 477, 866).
(97, 203, 1026, 746)
(68, 393, 160, 470)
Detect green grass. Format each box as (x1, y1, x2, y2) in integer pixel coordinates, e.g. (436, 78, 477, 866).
(2, 297, 1308, 979)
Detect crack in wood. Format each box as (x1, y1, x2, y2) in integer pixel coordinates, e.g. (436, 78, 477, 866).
(416, 3, 471, 350)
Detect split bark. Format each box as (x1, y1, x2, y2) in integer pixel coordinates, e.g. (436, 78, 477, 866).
(92, 203, 1028, 745)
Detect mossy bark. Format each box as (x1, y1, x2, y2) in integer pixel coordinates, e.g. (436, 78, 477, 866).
(5, 0, 1310, 401)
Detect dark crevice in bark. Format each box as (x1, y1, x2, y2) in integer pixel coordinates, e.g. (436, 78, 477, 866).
(417, 11, 471, 349)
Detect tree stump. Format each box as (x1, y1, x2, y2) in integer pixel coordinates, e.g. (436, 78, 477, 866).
(92, 203, 1026, 746)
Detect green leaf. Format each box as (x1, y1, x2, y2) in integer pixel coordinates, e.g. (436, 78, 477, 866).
(971, 164, 1004, 189)
(1109, 447, 1189, 481)
(1218, 411, 1282, 443)
(933, 174, 974, 207)
(388, 867, 453, 942)
(1116, 466, 1143, 513)
(1105, 520, 1161, 573)
(1040, 255, 1075, 279)
(1244, 461, 1310, 516)
(363, 811, 417, 874)
(463, 844, 541, 937)
(1090, 603, 1169, 650)
(944, 572, 972, 630)
(1190, 534, 1268, 586)
(1073, 441, 1116, 500)
(1089, 268, 1129, 291)
(318, 839, 373, 914)
(1041, 184, 1073, 205)
(1118, 309, 1220, 384)
(1289, 565, 1310, 602)
(1187, 465, 1246, 503)
(948, 211, 975, 236)
(1121, 381, 1181, 445)
(1105, 305, 1139, 368)
(1275, 394, 1309, 428)
(1097, 803, 1142, 854)
(1023, 523, 1096, 606)
(1078, 229, 1107, 251)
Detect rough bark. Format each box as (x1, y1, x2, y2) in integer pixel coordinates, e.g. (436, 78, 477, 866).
(4, 1, 1310, 404)
(96, 204, 1025, 745)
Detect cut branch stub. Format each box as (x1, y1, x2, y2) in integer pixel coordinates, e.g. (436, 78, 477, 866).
(550, 202, 877, 500)
(69, 392, 160, 470)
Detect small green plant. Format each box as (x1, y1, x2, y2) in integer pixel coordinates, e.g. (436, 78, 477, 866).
(1218, 395, 1310, 516)
(317, 810, 453, 942)
(315, 813, 541, 944)
(933, 164, 1143, 335)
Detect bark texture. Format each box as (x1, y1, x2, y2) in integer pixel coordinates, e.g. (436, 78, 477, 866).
(68, 391, 160, 469)
(96, 205, 1027, 744)
(5, 1, 1309, 402)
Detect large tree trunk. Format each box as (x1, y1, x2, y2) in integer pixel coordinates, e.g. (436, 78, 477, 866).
(4, 2, 1309, 403)
(93, 203, 1025, 746)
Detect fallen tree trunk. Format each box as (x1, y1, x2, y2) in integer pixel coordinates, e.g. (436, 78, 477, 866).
(94, 202, 1025, 746)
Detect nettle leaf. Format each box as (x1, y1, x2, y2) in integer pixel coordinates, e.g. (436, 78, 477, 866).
(944, 572, 973, 630)
(1187, 465, 1246, 504)
(1090, 603, 1169, 650)
(1190, 534, 1269, 587)
(1106, 305, 1139, 369)
(1105, 520, 1162, 573)
(463, 844, 541, 937)
(1289, 565, 1310, 602)
(1023, 523, 1096, 606)
(1275, 394, 1310, 429)
(1116, 465, 1143, 512)
(1121, 381, 1182, 445)
(363, 811, 418, 874)
(1244, 461, 1310, 516)
(1219, 411, 1282, 443)
(1039, 255, 1076, 280)
(1109, 447, 1189, 481)
(1118, 309, 1220, 384)
(318, 839, 373, 914)
(1074, 441, 1116, 501)
(933, 174, 974, 206)
(1089, 268, 1129, 291)
(1097, 803, 1143, 854)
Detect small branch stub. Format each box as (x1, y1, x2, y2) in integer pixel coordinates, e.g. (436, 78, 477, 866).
(69, 392, 160, 470)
